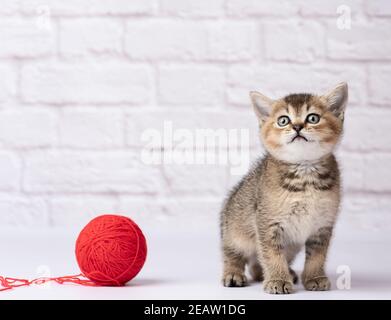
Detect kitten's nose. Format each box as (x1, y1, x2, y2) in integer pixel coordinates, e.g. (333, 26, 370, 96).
(292, 124, 303, 132)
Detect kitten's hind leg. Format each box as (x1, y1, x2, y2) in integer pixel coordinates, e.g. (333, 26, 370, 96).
(289, 268, 298, 284)
(286, 244, 301, 284)
(249, 256, 264, 282)
(222, 246, 247, 287)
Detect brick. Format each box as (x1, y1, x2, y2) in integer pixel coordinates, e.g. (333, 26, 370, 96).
(0, 17, 55, 58)
(339, 195, 391, 231)
(163, 163, 228, 196)
(227, 64, 365, 106)
(161, 198, 222, 219)
(158, 65, 224, 105)
(0, 64, 17, 102)
(59, 18, 122, 57)
(0, 109, 57, 148)
(362, 154, 391, 192)
(341, 109, 391, 151)
(21, 62, 151, 104)
(160, 0, 224, 17)
(125, 20, 205, 61)
(365, 0, 391, 16)
(125, 21, 255, 61)
(0, 195, 48, 226)
(20, 0, 157, 16)
(118, 197, 165, 222)
(0, 1, 19, 14)
(336, 152, 365, 192)
(59, 109, 123, 148)
(207, 22, 256, 62)
(49, 196, 117, 226)
(161, 197, 223, 228)
(300, 0, 361, 16)
(126, 110, 258, 148)
(0, 152, 20, 191)
(226, 0, 299, 17)
(129, 110, 255, 178)
(23, 151, 163, 193)
(368, 65, 391, 105)
(264, 21, 324, 62)
(326, 20, 391, 60)
(119, 197, 222, 225)
(343, 195, 391, 217)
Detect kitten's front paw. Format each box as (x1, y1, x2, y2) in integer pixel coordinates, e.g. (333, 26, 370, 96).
(303, 276, 330, 291)
(263, 279, 293, 294)
(222, 272, 247, 287)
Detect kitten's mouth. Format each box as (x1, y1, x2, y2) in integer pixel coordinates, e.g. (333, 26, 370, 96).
(290, 134, 308, 143)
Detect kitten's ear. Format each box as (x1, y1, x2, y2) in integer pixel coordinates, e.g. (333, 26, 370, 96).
(321, 82, 348, 120)
(249, 91, 274, 122)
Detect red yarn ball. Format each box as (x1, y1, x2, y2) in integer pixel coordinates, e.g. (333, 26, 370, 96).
(75, 214, 147, 286)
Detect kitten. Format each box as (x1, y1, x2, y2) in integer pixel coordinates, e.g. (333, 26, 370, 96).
(220, 83, 348, 294)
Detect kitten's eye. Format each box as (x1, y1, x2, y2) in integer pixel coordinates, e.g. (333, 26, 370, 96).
(277, 116, 290, 127)
(306, 113, 320, 124)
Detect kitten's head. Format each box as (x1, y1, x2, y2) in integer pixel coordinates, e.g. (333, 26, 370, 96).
(250, 82, 348, 163)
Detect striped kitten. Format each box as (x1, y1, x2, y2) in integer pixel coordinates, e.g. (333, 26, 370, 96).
(220, 83, 348, 294)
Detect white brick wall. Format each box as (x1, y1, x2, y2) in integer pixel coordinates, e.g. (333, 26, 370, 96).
(21, 62, 152, 104)
(59, 18, 123, 57)
(0, 109, 57, 148)
(158, 65, 225, 105)
(124, 20, 257, 62)
(0, 17, 56, 58)
(0, 1, 390, 230)
(59, 108, 123, 148)
(264, 21, 325, 63)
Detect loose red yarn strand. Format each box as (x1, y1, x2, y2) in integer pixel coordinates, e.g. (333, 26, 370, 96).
(0, 274, 96, 291)
(1, 214, 147, 291)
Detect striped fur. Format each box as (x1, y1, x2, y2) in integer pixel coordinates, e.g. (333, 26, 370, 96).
(221, 83, 347, 294)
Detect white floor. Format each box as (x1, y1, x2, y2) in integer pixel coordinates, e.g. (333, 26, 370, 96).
(0, 222, 390, 300)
